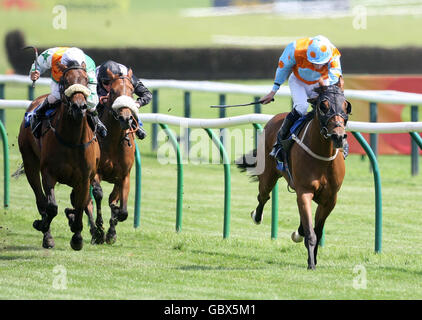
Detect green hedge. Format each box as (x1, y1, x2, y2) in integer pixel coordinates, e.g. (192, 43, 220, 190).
(6, 30, 422, 79)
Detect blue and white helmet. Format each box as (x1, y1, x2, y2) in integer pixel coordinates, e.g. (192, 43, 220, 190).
(307, 35, 332, 65)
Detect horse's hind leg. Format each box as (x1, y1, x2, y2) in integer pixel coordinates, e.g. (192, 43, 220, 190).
(252, 161, 279, 225)
(22, 150, 54, 249)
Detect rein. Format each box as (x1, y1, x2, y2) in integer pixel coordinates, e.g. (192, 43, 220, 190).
(291, 120, 339, 161)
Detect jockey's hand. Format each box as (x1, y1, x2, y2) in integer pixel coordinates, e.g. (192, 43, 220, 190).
(99, 95, 109, 105)
(260, 91, 276, 105)
(30, 71, 40, 81)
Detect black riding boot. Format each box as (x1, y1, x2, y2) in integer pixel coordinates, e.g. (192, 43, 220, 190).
(132, 121, 147, 140)
(88, 111, 108, 138)
(269, 109, 301, 162)
(30, 98, 52, 139)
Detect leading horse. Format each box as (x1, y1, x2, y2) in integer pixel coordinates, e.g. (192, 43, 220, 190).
(18, 61, 100, 250)
(238, 80, 351, 269)
(89, 68, 138, 245)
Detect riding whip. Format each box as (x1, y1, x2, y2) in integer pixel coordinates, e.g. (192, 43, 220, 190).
(23, 46, 39, 88)
(210, 98, 274, 108)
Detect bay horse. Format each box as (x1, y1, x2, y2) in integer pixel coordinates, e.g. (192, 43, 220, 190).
(18, 61, 100, 250)
(89, 68, 138, 245)
(238, 80, 351, 269)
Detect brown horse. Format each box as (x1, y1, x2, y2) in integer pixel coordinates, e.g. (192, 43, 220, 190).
(89, 68, 137, 245)
(238, 81, 351, 269)
(18, 62, 100, 250)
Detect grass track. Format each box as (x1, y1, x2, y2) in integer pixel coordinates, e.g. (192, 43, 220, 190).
(0, 84, 422, 300)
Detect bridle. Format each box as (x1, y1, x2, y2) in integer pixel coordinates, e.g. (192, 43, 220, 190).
(315, 85, 351, 139)
(49, 65, 97, 149)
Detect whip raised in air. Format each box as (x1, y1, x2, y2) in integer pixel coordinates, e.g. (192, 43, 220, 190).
(23, 46, 39, 88)
(210, 98, 274, 108)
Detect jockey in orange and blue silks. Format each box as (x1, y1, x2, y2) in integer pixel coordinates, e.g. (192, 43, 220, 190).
(260, 35, 345, 164)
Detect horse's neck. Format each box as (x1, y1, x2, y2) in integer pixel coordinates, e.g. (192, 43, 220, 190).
(102, 110, 126, 144)
(303, 117, 336, 158)
(56, 106, 91, 143)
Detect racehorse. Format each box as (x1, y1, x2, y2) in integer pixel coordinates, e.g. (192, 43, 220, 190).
(18, 61, 100, 250)
(238, 79, 351, 269)
(89, 68, 138, 245)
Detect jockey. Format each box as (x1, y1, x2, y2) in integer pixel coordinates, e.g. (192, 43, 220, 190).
(29, 47, 107, 138)
(96, 60, 152, 140)
(260, 35, 346, 163)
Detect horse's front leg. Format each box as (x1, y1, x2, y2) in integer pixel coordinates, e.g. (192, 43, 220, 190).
(313, 195, 337, 266)
(106, 184, 120, 245)
(90, 177, 105, 244)
(296, 191, 317, 270)
(68, 182, 91, 251)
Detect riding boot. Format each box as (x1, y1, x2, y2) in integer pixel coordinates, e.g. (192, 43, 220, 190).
(88, 111, 108, 138)
(269, 109, 301, 162)
(30, 98, 51, 139)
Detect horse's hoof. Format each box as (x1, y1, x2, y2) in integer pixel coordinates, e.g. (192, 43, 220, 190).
(307, 265, 316, 271)
(251, 210, 262, 225)
(106, 230, 117, 245)
(291, 231, 304, 243)
(116, 210, 128, 222)
(33, 219, 43, 231)
(70, 234, 83, 251)
(42, 234, 55, 249)
(91, 228, 105, 245)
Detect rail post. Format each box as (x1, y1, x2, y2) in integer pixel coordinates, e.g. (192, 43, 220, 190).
(411, 105, 419, 176)
(205, 128, 231, 239)
(159, 124, 184, 233)
(133, 142, 142, 228)
(352, 131, 382, 253)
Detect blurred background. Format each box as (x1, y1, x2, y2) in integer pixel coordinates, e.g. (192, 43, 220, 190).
(1, 0, 422, 154)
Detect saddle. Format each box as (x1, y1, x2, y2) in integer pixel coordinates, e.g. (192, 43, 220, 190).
(276, 111, 314, 173)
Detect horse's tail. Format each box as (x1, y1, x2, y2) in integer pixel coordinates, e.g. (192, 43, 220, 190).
(236, 149, 259, 182)
(12, 163, 25, 179)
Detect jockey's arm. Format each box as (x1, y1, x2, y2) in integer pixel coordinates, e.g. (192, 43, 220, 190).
(84, 55, 99, 110)
(327, 50, 343, 86)
(132, 75, 152, 107)
(29, 48, 55, 80)
(261, 42, 296, 104)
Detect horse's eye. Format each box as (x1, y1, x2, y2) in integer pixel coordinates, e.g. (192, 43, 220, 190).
(319, 101, 329, 113)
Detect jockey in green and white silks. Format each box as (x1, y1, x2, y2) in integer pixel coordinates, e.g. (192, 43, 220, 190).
(29, 47, 107, 138)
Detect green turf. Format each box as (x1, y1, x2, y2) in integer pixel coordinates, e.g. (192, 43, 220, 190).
(0, 83, 422, 300)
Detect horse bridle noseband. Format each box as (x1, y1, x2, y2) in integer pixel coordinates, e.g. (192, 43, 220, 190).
(58, 65, 89, 107)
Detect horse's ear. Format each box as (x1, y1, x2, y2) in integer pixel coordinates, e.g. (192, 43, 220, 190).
(308, 98, 318, 107)
(57, 62, 67, 72)
(346, 100, 352, 114)
(336, 76, 344, 92)
(127, 68, 133, 79)
(81, 61, 86, 71)
(106, 68, 115, 80)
